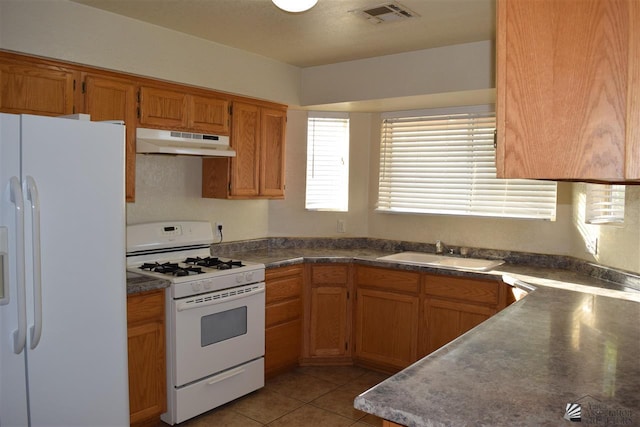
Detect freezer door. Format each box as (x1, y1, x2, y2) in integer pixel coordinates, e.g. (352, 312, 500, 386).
(0, 113, 29, 427)
(20, 114, 130, 426)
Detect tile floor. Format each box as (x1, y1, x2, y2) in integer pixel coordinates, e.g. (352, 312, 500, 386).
(170, 365, 389, 426)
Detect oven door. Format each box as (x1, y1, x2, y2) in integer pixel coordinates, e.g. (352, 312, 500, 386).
(172, 282, 265, 387)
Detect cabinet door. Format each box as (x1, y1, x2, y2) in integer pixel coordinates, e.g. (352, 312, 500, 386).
(355, 288, 418, 371)
(83, 75, 137, 202)
(303, 264, 351, 363)
(0, 61, 76, 116)
(260, 108, 286, 197)
(265, 266, 303, 377)
(309, 286, 349, 357)
(128, 320, 165, 425)
(139, 86, 188, 128)
(422, 298, 494, 355)
(127, 290, 166, 427)
(188, 95, 229, 134)
(496, 0, 632, 180)
(230, 102, 261, 196)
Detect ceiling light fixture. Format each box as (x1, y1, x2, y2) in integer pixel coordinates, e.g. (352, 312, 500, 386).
(272, 0, 318, 13)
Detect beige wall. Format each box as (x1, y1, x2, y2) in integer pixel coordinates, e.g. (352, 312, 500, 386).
(570, 184, 640, 273)
(268, 110, 371, 237)
(301, 41, 494, 106)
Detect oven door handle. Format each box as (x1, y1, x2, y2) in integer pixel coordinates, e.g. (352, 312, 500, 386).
(207, 366, 246, 386)
(176, 285, 264, 312)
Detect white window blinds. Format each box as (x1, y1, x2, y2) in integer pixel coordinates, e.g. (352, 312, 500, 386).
(305, 113, 350, 211)
(585, 184, 625, 224)
(377, 111, 557, 220)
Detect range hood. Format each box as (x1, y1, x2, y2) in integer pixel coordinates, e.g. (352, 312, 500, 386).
(136, 128, 235, 157)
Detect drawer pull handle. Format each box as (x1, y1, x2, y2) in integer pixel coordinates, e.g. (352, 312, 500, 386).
(207, 367, 246, 385)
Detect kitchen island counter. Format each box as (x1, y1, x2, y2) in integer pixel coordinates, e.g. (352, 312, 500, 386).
(353, 281, 640, 426)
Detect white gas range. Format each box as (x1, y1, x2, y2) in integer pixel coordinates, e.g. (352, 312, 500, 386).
(126, 221, 265, 425)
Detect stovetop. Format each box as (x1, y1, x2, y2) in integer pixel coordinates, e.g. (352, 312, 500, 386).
(126, 221, 266, 298)
(128, 256, 265, 299)
(139, 256, 248, 277)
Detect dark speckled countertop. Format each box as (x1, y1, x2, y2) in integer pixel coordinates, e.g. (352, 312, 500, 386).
(126, 271, 170, 294)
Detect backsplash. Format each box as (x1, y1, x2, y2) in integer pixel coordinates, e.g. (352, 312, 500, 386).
(211, 237, 640, 292)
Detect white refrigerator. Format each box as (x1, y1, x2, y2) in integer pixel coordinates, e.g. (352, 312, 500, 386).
(0, 114, 130, 427)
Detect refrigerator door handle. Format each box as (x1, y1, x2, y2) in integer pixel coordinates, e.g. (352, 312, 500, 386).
(9, 176, 27, 354)
(25, 176, 42, 349)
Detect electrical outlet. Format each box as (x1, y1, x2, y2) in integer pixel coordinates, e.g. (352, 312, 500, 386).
(586, 237, 598, 255)
(337, 219, 346, 233)
(215, 222, 223, 240)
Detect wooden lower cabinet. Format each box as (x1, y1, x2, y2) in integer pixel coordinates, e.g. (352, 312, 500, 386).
(354, 266, 420, 372)
(265, 265, 303, 378)
(269, 263, 516, 378)
(421, 298, 495, 356)
(302, 264, 352, 364)
(355, 288, 419, 371)
(419, 274, 504, 357)
(127, 289, 166, 427)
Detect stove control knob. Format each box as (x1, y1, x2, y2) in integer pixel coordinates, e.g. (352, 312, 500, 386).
(236, 274, 243, 283)
(246, 271, 254, 281)
(203, 282, 212, 290)
(192, 282, 202, 292)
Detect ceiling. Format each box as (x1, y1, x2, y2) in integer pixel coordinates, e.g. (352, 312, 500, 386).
(70, 0, 495, 68)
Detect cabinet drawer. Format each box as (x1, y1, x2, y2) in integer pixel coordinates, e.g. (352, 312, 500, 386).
(127, 290, 164, 324)
(355, 266, 420, 294)
(266, 275, 302, 304)
(423, 274, 499, 305)
(266, 298, 301, 327)
(310, 264, 349, 285)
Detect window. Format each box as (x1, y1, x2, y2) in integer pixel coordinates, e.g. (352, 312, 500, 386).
(585, 184, 625, 224)
(377, 108, 557, 220)
(305, 112, 349, 211)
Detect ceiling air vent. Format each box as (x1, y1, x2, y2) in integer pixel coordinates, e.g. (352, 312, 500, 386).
(351, 1, 420, 24)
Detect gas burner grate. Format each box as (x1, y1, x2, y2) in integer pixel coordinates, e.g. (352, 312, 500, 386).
(139, 262, 204, 276)
(184, 257, 244, 270)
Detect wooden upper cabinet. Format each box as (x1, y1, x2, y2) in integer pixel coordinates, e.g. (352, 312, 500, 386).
(496, 0, 640, 181)
(0, 60, 78, 116)
(260, 108, 286, 197)
(139, 86, 188, 129)
(202, 101, 287, 199)
(188, 95, 229, 134)
(230, 102, 261, 197)
(83, 74, 137, 202)
(139, 86, 230, 134)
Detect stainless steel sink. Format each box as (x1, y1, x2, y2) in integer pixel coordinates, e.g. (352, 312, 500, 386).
(377, 251, 504, 272)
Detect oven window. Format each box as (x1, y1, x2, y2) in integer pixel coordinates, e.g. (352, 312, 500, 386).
(201, 306, 247, 347)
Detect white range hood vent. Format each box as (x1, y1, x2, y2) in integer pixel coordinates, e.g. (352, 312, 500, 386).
(351, 1, 420, 24)
(136, 128, 235, 157)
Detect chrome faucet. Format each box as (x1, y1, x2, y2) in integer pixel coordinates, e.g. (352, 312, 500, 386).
(435, 240, 444, 255)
